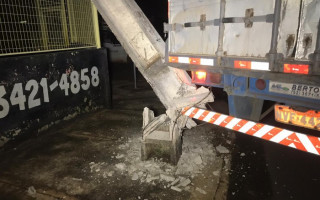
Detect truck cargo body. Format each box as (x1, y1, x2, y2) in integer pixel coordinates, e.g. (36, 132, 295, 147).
(166, 0, 320, 130)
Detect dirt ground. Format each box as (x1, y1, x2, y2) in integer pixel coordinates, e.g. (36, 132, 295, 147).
(0, 79, 234, 200)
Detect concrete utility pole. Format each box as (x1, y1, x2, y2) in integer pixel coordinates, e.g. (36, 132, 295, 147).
(92, 0, 214, 164)
(92, 0, 213, 115)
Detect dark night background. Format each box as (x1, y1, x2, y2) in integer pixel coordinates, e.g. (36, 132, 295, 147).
(136, 0, 168, 39)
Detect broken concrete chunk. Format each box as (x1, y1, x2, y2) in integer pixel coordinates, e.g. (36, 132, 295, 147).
(212, 170, 220, 176)
(143, 107, 155, 129)
(115, 163, 126, 171)
(108, 171, 114, 177)
(90, 163, 101, 173)
(178, 177, 186, 183)
(194, 155, 202, 165)
(185, 186, 191, 191)
(142, 114, 168, 140)
(171, 186, 182, 192)
(146, 176, 159, 183)
(216, 145, 230, 154)
(71, 177, 82, 181)
(27, 186, 36, 196)
(170, 178, 180, 186)
(178, 178, 191, 187)
(196, 187, 207, 195)
(186, 118, 197, 129)
(131, 173, 139, 181)
(160, 174, 175, 182)
(116, 154, 124, 159)
(144, 163, 152, 168)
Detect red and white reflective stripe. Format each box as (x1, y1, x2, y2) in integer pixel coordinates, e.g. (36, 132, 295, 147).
(234, 60, 270, 71)
(168, 56, 214, 66)
(182, 107, 320, 156)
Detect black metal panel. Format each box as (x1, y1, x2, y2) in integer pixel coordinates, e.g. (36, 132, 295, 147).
(0, 48, 110, 145)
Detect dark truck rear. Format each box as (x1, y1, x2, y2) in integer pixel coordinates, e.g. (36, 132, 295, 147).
(165, 0, 320, 131)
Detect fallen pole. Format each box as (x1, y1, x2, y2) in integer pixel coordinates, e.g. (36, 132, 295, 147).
(92, 0, 213, 114)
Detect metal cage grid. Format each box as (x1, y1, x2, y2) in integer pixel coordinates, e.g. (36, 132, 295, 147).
(0, 0, 100, 56)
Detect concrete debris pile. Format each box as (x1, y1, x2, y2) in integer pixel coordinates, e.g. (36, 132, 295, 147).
(88, 131, 218, 194)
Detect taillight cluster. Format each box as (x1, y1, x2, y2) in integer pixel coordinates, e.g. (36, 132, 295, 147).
(191, 71, 222, 85)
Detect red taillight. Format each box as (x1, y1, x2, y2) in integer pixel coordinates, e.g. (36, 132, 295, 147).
(192, 71, 207, 83)
(283, 64, 309, 74)
(255, 79, 266, 90)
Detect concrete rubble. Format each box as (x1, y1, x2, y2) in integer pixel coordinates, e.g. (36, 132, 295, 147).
(27, 186, 36, 196)
(160, 174, 175, 182)
(171, 186, 182, 192)
(177, 178, 191, 188)
(216, 145, 230, 154)
(115, 163, 126, 171)
(213, 170, 220, 177)
(131, 173, 139, 181)
(87, 123, 231, 196)
(196, 187, 207, 195)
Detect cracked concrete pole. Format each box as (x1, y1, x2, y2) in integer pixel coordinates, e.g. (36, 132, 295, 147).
(92, 0, 214, 116)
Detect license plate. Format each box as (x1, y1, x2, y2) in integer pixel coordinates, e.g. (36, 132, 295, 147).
(274, 105, 320, 131)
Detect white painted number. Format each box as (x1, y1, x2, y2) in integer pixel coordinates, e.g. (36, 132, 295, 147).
(70, 71, 80, 94)
(59, 74, 70, 96)
(0, 86, 9, 119)
(81, 68, 90, 90)
(40, 78, 49, 102)
(10, 83, 26, 110)
(91, 66, 99, 87)
(1, 66, 100, 119)
(25, 79, 41, 109)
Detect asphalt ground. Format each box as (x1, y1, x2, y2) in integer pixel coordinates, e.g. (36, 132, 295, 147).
(209, 84, 320, 200)
(0, 63, 231, 200)
(0, 61, 319, 200)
